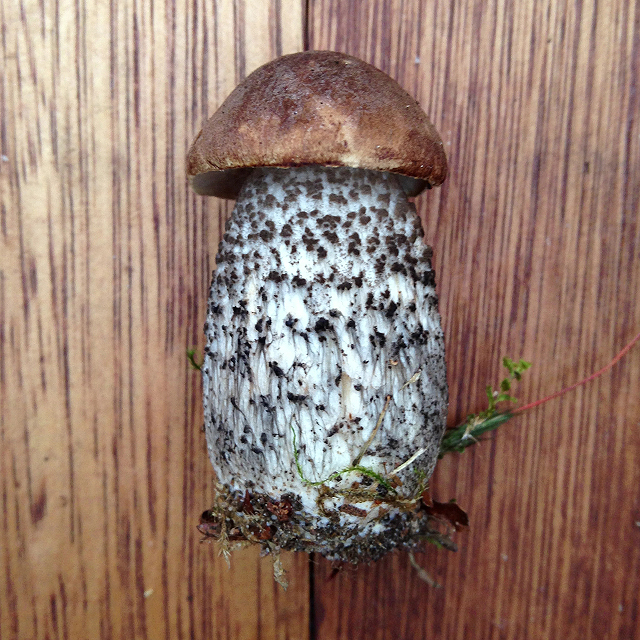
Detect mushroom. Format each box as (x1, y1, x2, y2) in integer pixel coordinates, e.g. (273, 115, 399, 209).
(188, 51, 449, 567)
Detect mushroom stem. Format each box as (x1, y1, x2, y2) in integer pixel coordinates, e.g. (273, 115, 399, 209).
(203, 166, 447, 556)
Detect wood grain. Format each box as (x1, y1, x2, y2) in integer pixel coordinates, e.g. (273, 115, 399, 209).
(0, 1, 307, 639)
(310, 1, 640, 639)
(3, 1, 640, 638)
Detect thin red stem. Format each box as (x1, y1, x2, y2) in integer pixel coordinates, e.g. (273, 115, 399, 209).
(513, 330, 640, 415)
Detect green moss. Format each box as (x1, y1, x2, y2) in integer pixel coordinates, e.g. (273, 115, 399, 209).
(290, 424, 396, 493)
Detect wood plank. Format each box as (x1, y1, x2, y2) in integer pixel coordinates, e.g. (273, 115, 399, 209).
(310, 1, 640, 638)
(0, 1, 307, 639)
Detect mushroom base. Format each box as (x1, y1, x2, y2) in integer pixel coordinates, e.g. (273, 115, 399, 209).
(198, 481, 459, 570)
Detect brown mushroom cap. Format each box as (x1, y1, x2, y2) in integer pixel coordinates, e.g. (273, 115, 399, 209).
(187, 51, 447, 199)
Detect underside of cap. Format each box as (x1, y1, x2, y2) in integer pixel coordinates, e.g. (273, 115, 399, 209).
(187, 51, 447, 199)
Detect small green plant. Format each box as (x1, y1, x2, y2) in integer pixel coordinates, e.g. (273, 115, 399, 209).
(439, 357, 531, 457)
(187, 348, 203, 371)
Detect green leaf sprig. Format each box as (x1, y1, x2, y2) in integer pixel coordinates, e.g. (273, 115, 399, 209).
(187, 348, 203, 371)
(439, 358, 531, 457)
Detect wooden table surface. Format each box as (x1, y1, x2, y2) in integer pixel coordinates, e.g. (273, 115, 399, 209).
(2, 1, 639, 638)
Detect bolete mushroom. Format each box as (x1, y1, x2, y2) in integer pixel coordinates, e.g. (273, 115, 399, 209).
(188, 51, 450, 569)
